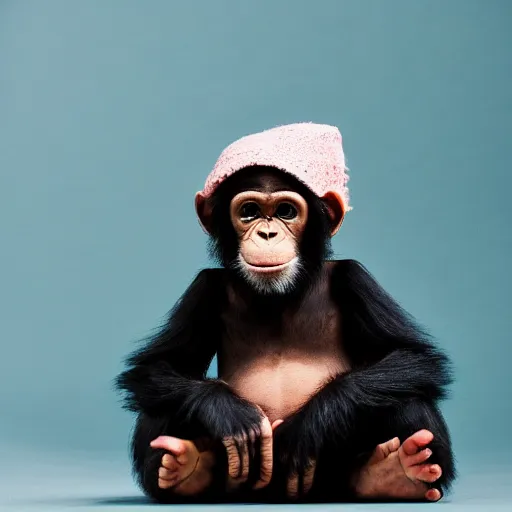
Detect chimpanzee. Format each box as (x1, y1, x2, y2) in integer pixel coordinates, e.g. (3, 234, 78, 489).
(115, 122, 456, 504)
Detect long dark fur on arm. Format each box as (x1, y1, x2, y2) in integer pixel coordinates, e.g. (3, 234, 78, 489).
(115, 269, 264, 501)
(326, 259, 453, 413)
(115, 269, 263, 438)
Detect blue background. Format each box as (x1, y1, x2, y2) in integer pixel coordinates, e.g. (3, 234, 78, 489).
(1, 0, 510, 510)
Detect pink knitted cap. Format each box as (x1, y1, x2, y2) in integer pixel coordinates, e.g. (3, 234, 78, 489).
(200, 122, 351, 212)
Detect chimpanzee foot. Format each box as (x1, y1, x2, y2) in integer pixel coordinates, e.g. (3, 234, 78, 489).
(150, 436, 215, 496)
(352, 429, 443, 502)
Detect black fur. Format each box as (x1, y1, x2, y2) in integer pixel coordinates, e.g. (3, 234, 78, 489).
(115, 270, 264, 502)
(270, 260, 456, 500)
(115, 168, 456, 503)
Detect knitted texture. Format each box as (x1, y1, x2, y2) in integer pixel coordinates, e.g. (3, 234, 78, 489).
(201, 122, 351, 211)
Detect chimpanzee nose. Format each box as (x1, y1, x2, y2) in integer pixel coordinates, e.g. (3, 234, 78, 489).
(257, 228, 278, 240)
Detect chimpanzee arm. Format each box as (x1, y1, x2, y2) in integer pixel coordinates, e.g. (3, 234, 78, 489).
(115, 269, 264, 501)
(274, 259, 455, 496)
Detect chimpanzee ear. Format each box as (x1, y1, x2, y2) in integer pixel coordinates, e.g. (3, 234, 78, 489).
(321, 191, 345, 236)
(195, 192, 213, 235)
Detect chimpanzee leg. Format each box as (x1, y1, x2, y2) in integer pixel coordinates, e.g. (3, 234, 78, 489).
(379, 399, 456, 495)
(309, 399, 456, 502)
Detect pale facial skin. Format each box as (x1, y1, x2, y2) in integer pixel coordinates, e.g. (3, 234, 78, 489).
(150, 189, 444, 501)
(230, 190, 308, 268)
(229, 190, 310, 294)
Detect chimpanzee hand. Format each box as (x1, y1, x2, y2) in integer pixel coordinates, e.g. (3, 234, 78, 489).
(186, 381, 274, 491)
(272, 413, 319, 500)
(222, 407, 274, 492)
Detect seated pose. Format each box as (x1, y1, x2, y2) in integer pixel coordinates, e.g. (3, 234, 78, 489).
(115, 123, 456, 504)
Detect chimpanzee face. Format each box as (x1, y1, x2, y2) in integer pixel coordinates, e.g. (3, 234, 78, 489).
(196, 166, 344, 295)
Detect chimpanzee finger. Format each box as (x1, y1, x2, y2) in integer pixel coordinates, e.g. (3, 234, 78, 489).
(222, 436, 240, 483)
(286, 472, 300, 499)
(224, 434, 250, 491)
(158, 477, 177, 489)
(233, 434, 249, 481)
(248, 429, 257, 460)
(302, 460, 316, 495)
(253, 415, 273, 490)
(158, 466, 176, 480)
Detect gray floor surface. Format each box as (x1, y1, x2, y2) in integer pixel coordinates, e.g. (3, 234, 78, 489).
(1, 447, 509, 511)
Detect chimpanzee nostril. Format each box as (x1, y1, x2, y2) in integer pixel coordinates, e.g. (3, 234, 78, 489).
(257, 230, 278, 240)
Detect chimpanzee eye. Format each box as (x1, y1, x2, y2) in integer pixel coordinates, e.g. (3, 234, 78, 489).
(275, 202, 298, 220)
(240, 202, 260, 222)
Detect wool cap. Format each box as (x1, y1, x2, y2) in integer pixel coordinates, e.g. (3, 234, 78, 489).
(199, 122, 351, 212)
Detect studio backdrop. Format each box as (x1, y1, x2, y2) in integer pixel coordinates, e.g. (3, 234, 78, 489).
(1, 0, 510, 484)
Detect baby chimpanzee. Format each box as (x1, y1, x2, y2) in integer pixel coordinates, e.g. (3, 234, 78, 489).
(116, 123, 455, 504)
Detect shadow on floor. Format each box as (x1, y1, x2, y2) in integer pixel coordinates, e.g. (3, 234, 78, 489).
(15, 496, 152, 508)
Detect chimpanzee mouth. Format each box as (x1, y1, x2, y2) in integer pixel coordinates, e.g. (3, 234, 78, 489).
(241, 257, 298, 274)
(235, 254, 301, 294)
